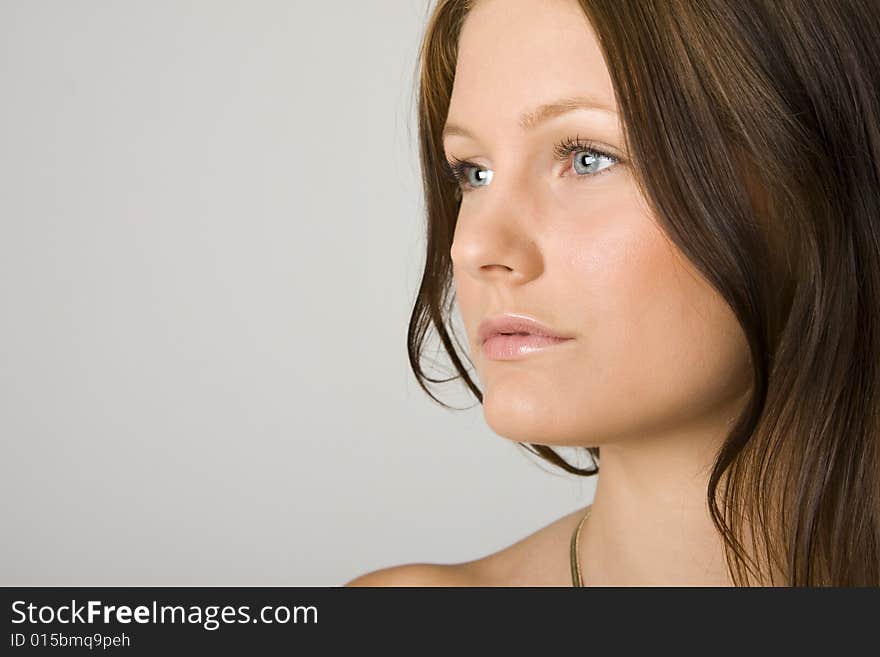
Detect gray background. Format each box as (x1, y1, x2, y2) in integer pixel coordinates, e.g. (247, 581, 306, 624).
(0, 0, 595, 586)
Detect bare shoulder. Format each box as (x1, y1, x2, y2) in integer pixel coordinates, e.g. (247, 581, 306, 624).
(343, 562, 478, 587)
(344, 504, 591, 587)
(466, 503, 592, 586)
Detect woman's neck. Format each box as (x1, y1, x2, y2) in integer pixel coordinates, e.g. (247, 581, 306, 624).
(579, 399, 748, 586)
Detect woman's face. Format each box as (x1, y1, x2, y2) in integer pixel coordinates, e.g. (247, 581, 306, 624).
(446, 0, 752, 447)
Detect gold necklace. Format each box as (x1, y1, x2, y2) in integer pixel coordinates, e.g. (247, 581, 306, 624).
(569, 506, 592, 587)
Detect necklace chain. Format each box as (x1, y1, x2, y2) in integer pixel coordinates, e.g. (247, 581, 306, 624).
(570, 506, 592, 587)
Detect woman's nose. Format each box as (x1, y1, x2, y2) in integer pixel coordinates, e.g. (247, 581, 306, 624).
(449, 186, 544, 285)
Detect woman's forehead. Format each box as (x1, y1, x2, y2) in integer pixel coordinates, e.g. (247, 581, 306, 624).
(449, 0, 617, 128)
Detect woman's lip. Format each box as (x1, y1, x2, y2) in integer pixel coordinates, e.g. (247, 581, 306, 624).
(477, 314, 573, 345)
(481, 334, 575, 360)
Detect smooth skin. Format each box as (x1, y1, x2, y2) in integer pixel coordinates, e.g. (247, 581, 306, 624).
(348, 0, 752, 587)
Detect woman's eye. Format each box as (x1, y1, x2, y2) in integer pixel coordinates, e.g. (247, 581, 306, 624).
(443, 158, 492, 193)
(571, 149, 617, 175)
(462, 166, 493, 188)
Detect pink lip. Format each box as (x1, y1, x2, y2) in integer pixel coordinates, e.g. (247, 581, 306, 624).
(481, 333, 574, 360)
(477, 313, 575, 361)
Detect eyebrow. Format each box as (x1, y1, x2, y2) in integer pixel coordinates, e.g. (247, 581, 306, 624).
(442, 94, 617, 143)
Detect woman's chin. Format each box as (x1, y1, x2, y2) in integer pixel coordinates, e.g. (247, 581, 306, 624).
(481, 390, 577, 446)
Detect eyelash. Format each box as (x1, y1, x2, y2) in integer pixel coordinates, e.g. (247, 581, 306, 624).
(443, 135, 621, 195)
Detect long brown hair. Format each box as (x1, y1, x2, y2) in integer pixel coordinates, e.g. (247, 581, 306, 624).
(408, 0, 880, 586)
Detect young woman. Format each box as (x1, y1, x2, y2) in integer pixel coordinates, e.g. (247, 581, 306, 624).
(347, 0, 880, 586)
